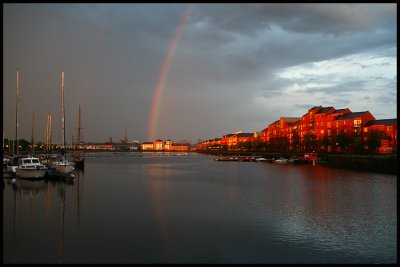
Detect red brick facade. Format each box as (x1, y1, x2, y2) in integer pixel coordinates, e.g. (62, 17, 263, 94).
(196, 105, 397, 154)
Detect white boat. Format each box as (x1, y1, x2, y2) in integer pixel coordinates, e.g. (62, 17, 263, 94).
(48, 155, 75, 178)
(16, 157, 48, 179)
(6, 155, 23, 175)
(3, 155, 11, 168)
(274, 157, 288, 164)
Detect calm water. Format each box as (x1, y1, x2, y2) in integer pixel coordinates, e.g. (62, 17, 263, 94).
(3, 152, 397, 264)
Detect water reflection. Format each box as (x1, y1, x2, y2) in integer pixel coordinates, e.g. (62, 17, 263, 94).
(260, 165, 397, 262)
(57, 181, 65, 263)
(15, 179, 47, 199)
(146, 163, 171, 262)
(3, 155, 396, 264)
(4, 171, 83, 264)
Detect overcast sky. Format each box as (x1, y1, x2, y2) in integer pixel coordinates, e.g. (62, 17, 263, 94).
(3, 3, 397, 144)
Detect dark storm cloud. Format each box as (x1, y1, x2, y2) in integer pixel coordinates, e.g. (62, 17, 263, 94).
(3, 3, 396, 143)
(191, 3, 396, 36)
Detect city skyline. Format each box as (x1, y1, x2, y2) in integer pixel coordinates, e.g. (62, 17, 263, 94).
(3, 3, 397, 144)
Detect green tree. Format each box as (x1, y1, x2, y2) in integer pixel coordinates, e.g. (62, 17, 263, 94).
(304, 133, 317, 152)
(351, 137, 364, 154)
(277, 137, 289, 153)
(292, 133, 300, 152)
(368, 130, 390, 153)
(336, 133, 350, 152)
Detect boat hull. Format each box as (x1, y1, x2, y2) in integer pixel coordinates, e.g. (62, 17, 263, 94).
(53, 164, 75, 174)
(16, 169, 47, 179)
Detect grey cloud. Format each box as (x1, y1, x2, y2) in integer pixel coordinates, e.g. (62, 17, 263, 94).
(3, 3, 396, 143)
(302, 80, 368, 95)
(191, 3, 396, 36)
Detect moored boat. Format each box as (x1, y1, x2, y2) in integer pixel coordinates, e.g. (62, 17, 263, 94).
(15, 156, 48, 179)
(6, 155, 23, 176)
(48, 154, 75, 179)
(255, 157, 274, 163)
(274, 157, 289, 164)
(294, 152, 318, 164)
(214, 155, 239, 161)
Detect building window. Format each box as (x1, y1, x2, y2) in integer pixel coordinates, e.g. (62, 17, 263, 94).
(321, 130, 324, 134)
(327, 122, 331, 128)
(364, 128, 368, 133)
(354, 119, 362, 127)
(328, 130, 331, 136)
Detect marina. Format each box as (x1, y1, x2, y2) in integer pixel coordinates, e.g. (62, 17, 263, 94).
(3, 3, 396, 265)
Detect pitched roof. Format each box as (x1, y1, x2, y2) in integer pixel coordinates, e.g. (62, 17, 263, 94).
(364, 119, 397, 127)
(281, 117, 301, 122)
(334, 108, 348, 113)
(310, 105, 322, 111)
(335, 111, 370, 120)
(316, 106, 333, 114)
(268, 120, 280, 126)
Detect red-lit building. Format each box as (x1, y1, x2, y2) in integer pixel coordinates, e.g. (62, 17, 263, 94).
(261, 117, 301, 143)
(331, 111, 375, 152)
(363, 119, 397, 152)
(141, 142, 155, 151)
(196, 105, 396, 154)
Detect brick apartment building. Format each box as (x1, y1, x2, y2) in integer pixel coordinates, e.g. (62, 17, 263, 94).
(197, 105, 397, 154)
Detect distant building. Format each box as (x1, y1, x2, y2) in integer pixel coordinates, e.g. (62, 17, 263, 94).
(164, 140, 172, 150)
(141, 142, 154, 151)
(154, 140, 163, 151)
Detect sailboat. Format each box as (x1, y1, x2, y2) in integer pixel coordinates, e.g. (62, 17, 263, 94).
(16, 112, 48, 179)
(72, 105, 84, 170)
(48, 72, 75, 179)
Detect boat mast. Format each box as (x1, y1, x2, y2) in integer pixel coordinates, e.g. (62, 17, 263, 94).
(15, 68, 20, 155)
(31, 111, 35, 154)
(61, 71, 65, 148)
(49, 113, 52, 149)
(46, 113, 52, 151)
(77, 105, 81, 144)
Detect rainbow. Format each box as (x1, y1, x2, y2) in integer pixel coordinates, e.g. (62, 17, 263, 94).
(147, 5, 192, 141)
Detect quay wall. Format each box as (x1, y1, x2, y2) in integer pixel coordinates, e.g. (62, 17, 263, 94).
(197, 151, 397, 175)
(325, 154, 397, 175)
